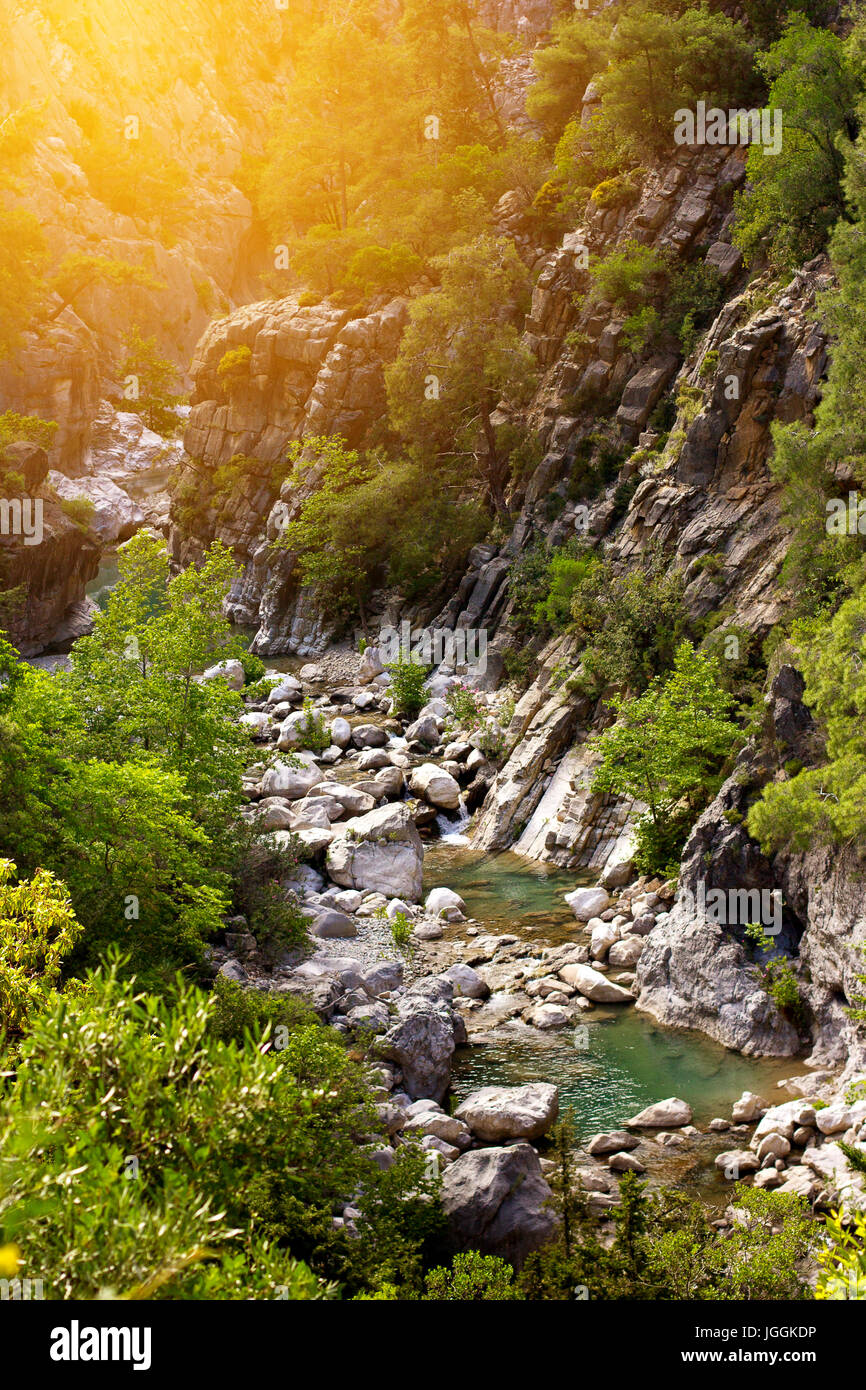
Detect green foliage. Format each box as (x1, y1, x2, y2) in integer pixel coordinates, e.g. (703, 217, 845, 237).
(596, 1, 756, 157)
(592, 643, 742, 876)
(423, 1251, 518, 1300)
(239, 649, 266, 684)
(733, 16, 855, 269)
(519, 1171, 816, 1301)
(0, 534, 261, 984)
(217, 345, 252, 391)
(748, 586, 866, 852)
(120, 326, 184, 435)
(386, 234, 536, 523)
(387, 652, 429, 719)
(297, 696, 330, 754)
(569, 551, 690, 696)
(273, 436, 485, 625)
(0, 411, 58, 458)
(0, 860, 82, 1039)
(59, 496, 95, 531)
(588, 240, 667, 314)
(816, 1208, 866, 1299)
(445, 682, 485, 730)
(533, 542, 599, 630)
(0, 961, 429, 1299)
(756, 956, 806, 1027)
(387, 910, 414, 953)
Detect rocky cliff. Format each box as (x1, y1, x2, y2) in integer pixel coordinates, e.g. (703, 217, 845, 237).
(168, 296, 409, 655)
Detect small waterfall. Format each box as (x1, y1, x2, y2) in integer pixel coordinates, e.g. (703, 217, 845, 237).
(437, 795, 472, 845)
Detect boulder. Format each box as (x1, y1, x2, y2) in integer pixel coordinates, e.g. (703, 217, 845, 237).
(201, 658, 245, 691)
(627, 1097, 693, 1128)
(402, 1110, 471, 1147)
(565, 887, 612, 921)
(440, 1144, 558, 1269)
(815, 1104, 853, 1136)
(267, 678, 302, 705)
(600, 858, 635, 890)
(409, 763, 461, 811)
(756, 1131, 791, 1161)
(731, 1091, 768, 1123)
(315, 782, 377, 817)
(526, 1003, 572, 1029)
(608, 935, 645, 969)
(326, 801, 424, 902)
(377, 994, 458, 1101)
(361, 961, 404, 997)
(714, 1149, 760, 1176)
(425, 887, 467, 921)
(609, 1151, 646, 1173)
(454, 1083, 559, 1142)
(329, 717, 353, 748)
(560, 963, 634, 1004)
(352, 723, 388, 749)
(359, 646, 385, 684)
(310, 910, 357, 939)
(590, 922, 618, 961)
(441, 963, 489, 999)
(262, 767, 323, 800)
(587, 1131, 640, 1157)
(405, 714, 440, 745)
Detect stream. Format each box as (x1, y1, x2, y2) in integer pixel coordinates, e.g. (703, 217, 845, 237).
(423, 839, 805, 1200)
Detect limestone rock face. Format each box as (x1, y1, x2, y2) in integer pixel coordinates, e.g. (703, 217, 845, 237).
(168, 297, 409, 656)
(0, 444, 101, 655)
(440, 1144, 559, 1269)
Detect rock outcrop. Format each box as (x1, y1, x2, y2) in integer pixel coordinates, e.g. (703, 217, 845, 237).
(168, 296, 408, 655)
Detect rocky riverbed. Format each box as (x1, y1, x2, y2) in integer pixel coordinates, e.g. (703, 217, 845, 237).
(198, 645, 866, 1264)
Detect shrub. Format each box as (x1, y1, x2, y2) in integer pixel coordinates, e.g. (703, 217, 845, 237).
(445, 682, 484, 729)
(217, 346, 252, 391)
(297, 697, 330, 753)
(423, 1251, 518, 1300)
(0, 860, 82, 1038)
(239, 650, 266, 685)
(59, 496, 95, 530)
(0, 961, 410, 1299)
(387, 653, 429, 719)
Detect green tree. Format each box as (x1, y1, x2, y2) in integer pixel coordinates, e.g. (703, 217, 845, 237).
(733, 16, 856, 268)
(273, 438, 485, 631)
(120, 325, 184, 435)
(598, 1, 756, 156)
(386, 235, 537, 523)
(748, 586, 866, 851)
(591, 643, 742, 874)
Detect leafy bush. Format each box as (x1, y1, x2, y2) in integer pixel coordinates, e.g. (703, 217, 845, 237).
(59, 496, 95, 530)
(0, 860, 82, 1038)
(445, 682, 484, 729)
(0, 961, 441, 1299)
(387, 653, 429, 719)
(239, 650, 266, 684)
(297, 697, 330, 753)
(423, 1251, 518, 1300)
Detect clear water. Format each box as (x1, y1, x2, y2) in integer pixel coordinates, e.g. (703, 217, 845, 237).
(423, 843, 803, 1145)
